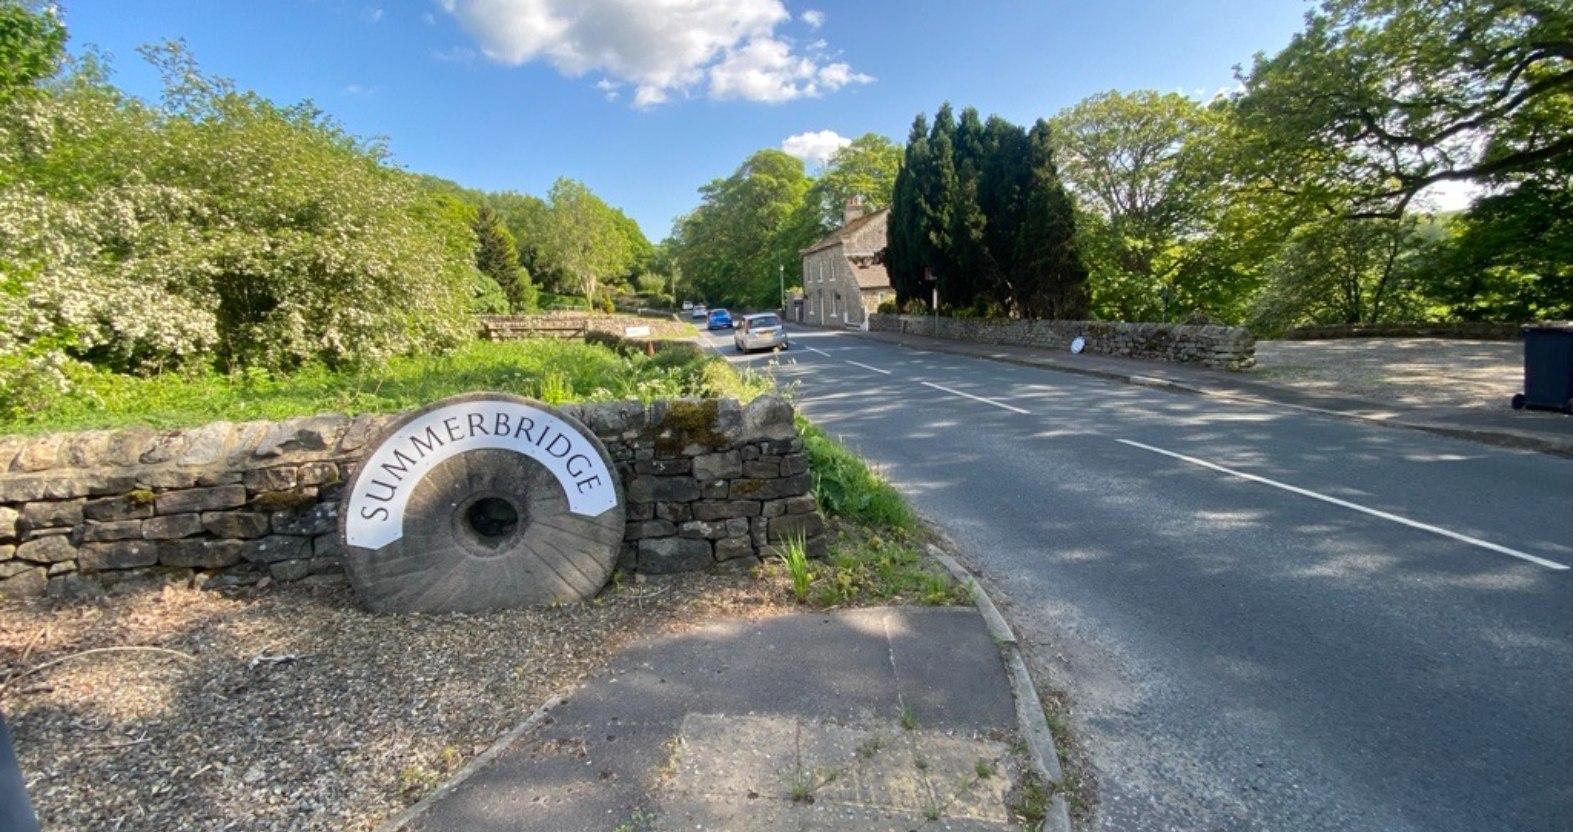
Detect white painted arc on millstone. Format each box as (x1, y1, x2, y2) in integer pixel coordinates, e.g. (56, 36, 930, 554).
(346, 400, 619, 549)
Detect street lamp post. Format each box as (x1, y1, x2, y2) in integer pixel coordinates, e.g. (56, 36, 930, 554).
(778, 263, 785, 314)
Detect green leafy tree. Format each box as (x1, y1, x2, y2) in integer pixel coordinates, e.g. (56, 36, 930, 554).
(670, 149, 813, 308)
(545, 178, 638, 305)
(803, 133, 903, 228)
(472, 204, 536, 311)
(886, 115, 931, 305)
(1012, 121, 1089, 318)
(0, 0, 64, 100)
(1235, 0, 1572, 219)
(1251, 217, 1431, 332)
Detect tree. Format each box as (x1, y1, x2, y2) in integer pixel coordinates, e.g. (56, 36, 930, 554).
(1250, 217, 1429, 331)
(1012, 121, 1089, 318)
(886, 115, 931, 305)
(670, 149, 813, 308)
(1235, 0, 1572, 219)
(1050, 90, 1261, 321)
(472, 205, 536, 311)
(1421, 176, 1572, 321)
(802, 133, 902, 228)
(545, 178, 636, 305)
(0, 0, 64, 100)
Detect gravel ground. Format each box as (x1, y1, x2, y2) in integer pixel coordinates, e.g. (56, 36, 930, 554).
(1252, 338, 1523, 410)
(0, 574, 794, 832)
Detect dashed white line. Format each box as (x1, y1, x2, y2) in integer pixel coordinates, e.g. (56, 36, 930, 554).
(919, 381, 1031, 415)
(805, 347, 832, 357)
(1114, 438, 1570, 572)
(844, 360, 892, 375)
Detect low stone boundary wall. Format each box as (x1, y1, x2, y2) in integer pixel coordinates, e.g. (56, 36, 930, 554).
(479, 312, 693, 341)
(0, 396, 822, 600)
(868, 314, 1256, 370)
(1282, 322, 1522, 341)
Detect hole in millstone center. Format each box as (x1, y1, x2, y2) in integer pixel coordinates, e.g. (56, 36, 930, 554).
(464, 497, 519, 544)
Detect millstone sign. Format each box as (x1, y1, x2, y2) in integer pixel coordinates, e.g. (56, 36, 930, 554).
(338, 392, 624, 613)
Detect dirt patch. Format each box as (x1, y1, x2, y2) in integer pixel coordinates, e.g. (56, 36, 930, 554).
(1252, 338, 1523, 410)
(1, 574, 791, 832)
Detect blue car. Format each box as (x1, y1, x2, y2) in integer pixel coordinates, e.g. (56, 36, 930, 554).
(707, 308, 734, 330)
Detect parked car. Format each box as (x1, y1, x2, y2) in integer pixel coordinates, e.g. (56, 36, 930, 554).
(734, 312, 788, 352)
(690, 305, 708, 320)
(681, 300, 694, 310)
(706, 308, 734, 330)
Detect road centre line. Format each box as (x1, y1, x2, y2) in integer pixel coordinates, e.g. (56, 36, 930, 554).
(844, 359, 892, 375)
(1113, 438, 1570, 572)
(804, 347, 831, 357)
(919, 381, 1032, 415)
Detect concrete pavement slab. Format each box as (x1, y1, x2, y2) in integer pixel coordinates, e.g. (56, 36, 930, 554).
(399, 606, 1023, 832)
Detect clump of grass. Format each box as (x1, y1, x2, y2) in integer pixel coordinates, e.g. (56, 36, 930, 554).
(778, 533, 814, 603)
(899, 703, 918, 731)
(798, 417, 915, 531)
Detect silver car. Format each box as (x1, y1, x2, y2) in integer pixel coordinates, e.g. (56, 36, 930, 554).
(733, 313, 788, 352)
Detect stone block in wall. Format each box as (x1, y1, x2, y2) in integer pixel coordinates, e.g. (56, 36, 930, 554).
(79, 540, 159, 571)
(0, 507, 17, 541)
(655, 502, 691, 522)
(767, 512, 826, 542)
(627, 475, 701, 503)
(311, 534, 343, 558)
(253, 415, 345, 459)
(1, 560, 32, 578)
(740, 397, 795, 442)
(244, 466, 299, 492)
(637, 537, 713, 574)
(298, 461, 339, 487)
(270, 502, 337, 536)
(780, 453, 808, 476)
(269, 556, 342, 582)
(763, 495, 817, 518)
(81, 519, 144, 542)
(20, 499, 83, 530)
(83, 493, 155, 522)
(143, 513, 204, 539)
(0, 544, 12, 561)
(679, 518, 749, 540)
(242, 535, 312, 564)
(635, 458, 691, 476)
(729, 474, 812, 501)
(0, 477, 49, 503)
(625, 519, 677, 541)
(714, 535, 753, 561)
(0, 567, 46, 597)
(155, 485, 246, 515)
(138, 469, 199, 490)
(691, 500, 760, 521)
(693, 451, 742, 481)
(201, 511, 271, 539)
(741, 458, 781, 479)
(16, 534, 75, 564)
(13, 434, 62, 472)
(700, 480, 729, 499)
(160, 539, 244, 569)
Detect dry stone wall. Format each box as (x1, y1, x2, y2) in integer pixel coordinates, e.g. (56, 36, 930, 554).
(0, 396, 822, 600)
(479, 312, 693, 341)
(868, 314, 1256, 370)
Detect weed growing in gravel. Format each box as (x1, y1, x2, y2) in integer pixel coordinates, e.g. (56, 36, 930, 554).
(778, 534, 814, 602)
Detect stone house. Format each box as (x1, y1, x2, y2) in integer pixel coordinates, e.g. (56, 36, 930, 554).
(798, 198, 893, 327)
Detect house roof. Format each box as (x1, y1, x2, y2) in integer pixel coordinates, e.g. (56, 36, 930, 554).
(851, 259, 891, 290)
(799, 207, 889, 256)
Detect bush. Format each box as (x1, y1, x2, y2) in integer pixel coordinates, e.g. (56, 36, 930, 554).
(875, 299, 898, 314)
(0, 42, 476, 398)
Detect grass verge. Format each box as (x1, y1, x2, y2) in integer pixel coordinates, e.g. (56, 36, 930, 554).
(764, 418, 968, 608)
(0, 338, 772, 435)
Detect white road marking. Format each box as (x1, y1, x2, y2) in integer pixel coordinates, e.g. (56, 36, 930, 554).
(805, 347, 832, 357)
(920, 381, 1032, 415)
(1114, 438, 1570, 572)
(845, 360, 891, 375)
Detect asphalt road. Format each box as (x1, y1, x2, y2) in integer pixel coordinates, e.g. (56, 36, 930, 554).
(699, 323, 1573, 832)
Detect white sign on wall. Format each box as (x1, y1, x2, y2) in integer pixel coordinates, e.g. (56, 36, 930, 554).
(344, 399, 618, 550)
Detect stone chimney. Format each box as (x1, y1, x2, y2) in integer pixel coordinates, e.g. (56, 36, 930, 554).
(842, 195, 866, 226)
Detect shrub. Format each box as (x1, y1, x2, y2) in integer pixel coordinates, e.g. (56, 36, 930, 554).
(798, 418, 915, 531)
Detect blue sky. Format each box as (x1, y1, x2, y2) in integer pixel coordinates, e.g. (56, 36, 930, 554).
(62, 1, 1312, 240)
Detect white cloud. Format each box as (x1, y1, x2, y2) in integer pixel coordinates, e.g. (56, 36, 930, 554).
(440, 0, 870, 106)
(596, 78, 620, 101)
(801, 9, 824, 28)
(364, 6, 384, 23)
(781, 129, 851, 166)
